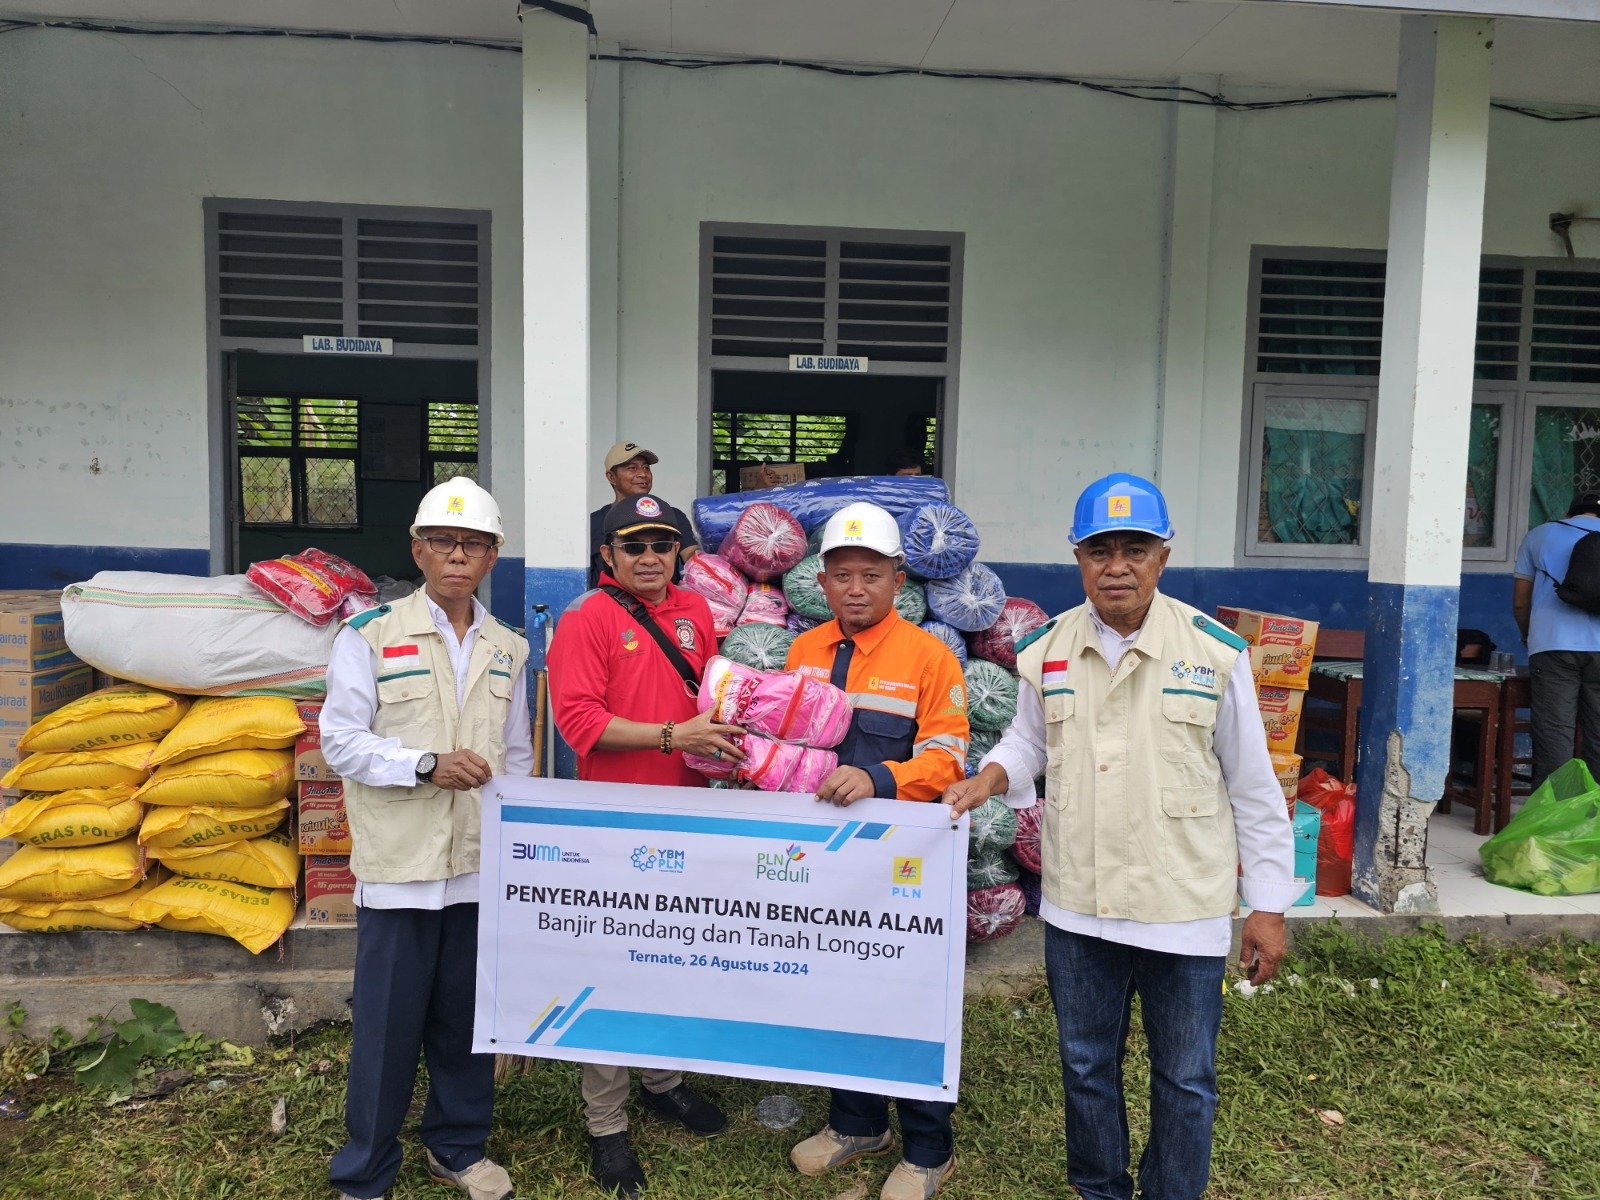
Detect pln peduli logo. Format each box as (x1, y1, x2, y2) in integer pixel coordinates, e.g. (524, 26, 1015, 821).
(755, 843, 810, 884)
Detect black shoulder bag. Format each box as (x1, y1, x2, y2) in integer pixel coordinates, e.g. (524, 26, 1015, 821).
(600, 584, 700, 696)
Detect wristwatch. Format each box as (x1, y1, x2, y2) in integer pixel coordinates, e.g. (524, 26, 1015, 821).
(416, 752, 438, 783)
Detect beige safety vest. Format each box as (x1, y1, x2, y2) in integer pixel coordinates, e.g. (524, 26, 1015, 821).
(343, 589, 529, 883)
(1015, 592, 1245, 923)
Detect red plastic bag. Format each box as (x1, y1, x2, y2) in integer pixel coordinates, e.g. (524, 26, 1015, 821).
(1298, 768, 1355, 895)
(246, 549, 377, 627)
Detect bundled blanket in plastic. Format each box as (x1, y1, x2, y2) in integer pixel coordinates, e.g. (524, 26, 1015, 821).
(921, 620, 968, 667)
(897, 503, 980, 581)
(245, 549, 376, 627)
(1479, 758, 1600, 895)
(965, 658, 1020, 732)
(62, 573, 337, 698)
(783, 554, 833, 621)
(894, 580, 928, 625)
(969, 797, 1018, 855)
(966, 728, 1000, 777)
(693, 475, 951, 546)
(740, 583, 789, 627)
(967, 846, 1020, 890)
(787, 612, 824, 636)
(680, 553, 749, 637)
(926, 563, 1007, 632)
(1016, 869, 1042, 917)
(1010, 803, 1042, 873)
(967, 882, 1026, 942)
(684, 733, 837, 794)
(717, 502, 808, 583)
(697, 656, 852, 748)
(968, 597, 1051, 671)
(719, 622, 796, 672)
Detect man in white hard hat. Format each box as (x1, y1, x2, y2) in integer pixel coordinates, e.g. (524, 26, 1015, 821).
(324, 476, 531, 1200)
(588, 440, 698, 588)
(784, 501, 969, 1200)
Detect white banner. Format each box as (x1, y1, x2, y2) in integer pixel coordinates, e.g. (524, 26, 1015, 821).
(475, 777, 968, 1102)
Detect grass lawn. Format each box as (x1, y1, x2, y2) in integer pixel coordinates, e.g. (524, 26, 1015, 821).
(2, 924, 1597, 1200)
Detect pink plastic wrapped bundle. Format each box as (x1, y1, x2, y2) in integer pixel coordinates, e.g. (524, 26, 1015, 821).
(967, 883, 1026, 942)
(684, 732, 837, 794)
(1010, 803, 1042, 873)
(697, 655, 852, 748)
(718, 502, 808, 583)
(679, 552, 749, 637)
(968, 597, 1051, 671)
(739, 582, 790, 627)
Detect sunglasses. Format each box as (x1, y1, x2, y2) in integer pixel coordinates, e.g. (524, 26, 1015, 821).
(611, 538, 679, 557)
(421, 534, 495, 559)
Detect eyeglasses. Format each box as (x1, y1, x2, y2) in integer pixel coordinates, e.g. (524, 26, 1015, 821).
(421, 534, 495, 559)
(612, 538, 679, 557)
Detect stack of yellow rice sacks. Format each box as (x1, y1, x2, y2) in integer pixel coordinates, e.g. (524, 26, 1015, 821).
(0, 688, 301, 953)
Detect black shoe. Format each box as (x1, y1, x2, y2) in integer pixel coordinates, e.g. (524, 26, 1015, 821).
(589, 1132, 646, 1198)
(638, 1082, 727, 1136)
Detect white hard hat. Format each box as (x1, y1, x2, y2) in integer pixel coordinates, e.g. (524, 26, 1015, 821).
(410, 476, 504, 545)
(820, 502, 903, 558)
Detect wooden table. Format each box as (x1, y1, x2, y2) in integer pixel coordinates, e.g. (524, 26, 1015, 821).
(1300, 661, 1509, 835)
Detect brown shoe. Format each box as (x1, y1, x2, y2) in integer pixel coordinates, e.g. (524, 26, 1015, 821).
(880, 1157, 954, 1200)
(789, 1125, 894, 1177)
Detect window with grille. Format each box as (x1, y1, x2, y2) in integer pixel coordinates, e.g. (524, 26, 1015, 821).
(237, 396, 360, 528)
(425, 401, 479, 485)
(709, 412, 853, 495)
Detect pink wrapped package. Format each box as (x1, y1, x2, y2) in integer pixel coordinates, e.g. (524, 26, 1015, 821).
(968, 597, 1051, 670)
(698, 655, 852, 748)
(718, 502, 807, 583)
(739, 582, 790, 627)
(679, 552, 749, 637)
(967, 883, 1027, 942)
(684, 732, 838, 794)
(1010, 803, 1042, 873)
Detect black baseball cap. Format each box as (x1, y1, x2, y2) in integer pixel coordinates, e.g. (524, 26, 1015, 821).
(1568, 492, 1600, 517)
(602, 493, 681, 540)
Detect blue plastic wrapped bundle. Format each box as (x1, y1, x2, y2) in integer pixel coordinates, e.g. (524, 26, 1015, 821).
(968, 796, 1018, 855)
(925, 563, 1006, 632)
(693, 475, 951, 546)
(782, 554, 832, 621)
(719, 622, 796, 672)
(896, 502, 980, 581)
(787, 611, 824, 636)
(894, 580, 928, 625)
(964, 658, 1019, 732)
(966, 727, 1000, 777)
(921, 620, 968, 667)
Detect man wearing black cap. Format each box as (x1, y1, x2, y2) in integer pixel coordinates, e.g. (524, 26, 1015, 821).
(550, 492, 742, 1198)
(588, 440, 698, 588)
(1513, 490, 1600, 786)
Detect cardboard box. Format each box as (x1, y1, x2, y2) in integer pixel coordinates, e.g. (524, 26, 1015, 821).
(0, 590, 81, 673)
(1256, 686, 1306, 753)
(302, 854, 357, 926)
(1218, 607, 1319, 690)
(739, 462, 807, 491)
(297, 780, 352, 856)
(1270, 751, 1303, 808)
(0, 728, 23, 779)
(0, 663, 94, 733)
(294, 701, 338, 782)
(1291, 801, 1319, 907)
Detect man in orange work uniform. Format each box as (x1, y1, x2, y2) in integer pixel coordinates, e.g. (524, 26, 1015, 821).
(784, 501, 970, 1200)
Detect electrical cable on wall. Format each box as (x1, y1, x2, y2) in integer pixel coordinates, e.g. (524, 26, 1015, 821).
(0, 17, 1597, 122)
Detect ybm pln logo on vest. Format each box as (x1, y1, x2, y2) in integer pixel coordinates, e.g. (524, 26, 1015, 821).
(1170, 660, 1217, 690)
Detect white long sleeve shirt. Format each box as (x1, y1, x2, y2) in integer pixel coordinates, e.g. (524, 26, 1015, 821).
(980, 607, 1303, 957)
(320, 592, 534, 910)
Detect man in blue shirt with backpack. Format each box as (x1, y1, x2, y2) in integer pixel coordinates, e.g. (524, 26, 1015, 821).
(1513, 490, 1600, 786)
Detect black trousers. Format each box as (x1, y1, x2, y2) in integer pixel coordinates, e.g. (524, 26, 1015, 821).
(328, 903, 496, 1199)
(1528, 650, 1600, 789)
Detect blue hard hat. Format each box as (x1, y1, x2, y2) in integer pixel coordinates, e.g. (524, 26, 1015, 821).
(1069, 472, 1174, 544)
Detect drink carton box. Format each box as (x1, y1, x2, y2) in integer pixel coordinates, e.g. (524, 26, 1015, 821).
(1257, 685, 1306, 753)
(297, 779, 351, 856)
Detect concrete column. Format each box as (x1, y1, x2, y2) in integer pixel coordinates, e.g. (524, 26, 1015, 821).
(1354, 16, 1492, 912)
(1155, 75, 1219, 572)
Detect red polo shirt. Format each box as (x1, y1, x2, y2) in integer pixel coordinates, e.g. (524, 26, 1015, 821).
(548, 575, 717, 787)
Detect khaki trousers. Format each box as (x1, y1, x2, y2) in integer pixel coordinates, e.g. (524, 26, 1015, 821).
(581, 1064, 683, 1136)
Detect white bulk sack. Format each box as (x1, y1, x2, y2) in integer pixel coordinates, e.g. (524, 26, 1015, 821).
(61, 573, 338, 698)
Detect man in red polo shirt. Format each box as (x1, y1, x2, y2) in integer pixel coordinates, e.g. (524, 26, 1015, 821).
(548, 491, 743, 1198)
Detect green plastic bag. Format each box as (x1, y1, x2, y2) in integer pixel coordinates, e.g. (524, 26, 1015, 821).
(1479, 758, 1600, 895)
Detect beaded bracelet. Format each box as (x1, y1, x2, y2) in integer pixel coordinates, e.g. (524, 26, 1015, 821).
(659, 721, 675, 755)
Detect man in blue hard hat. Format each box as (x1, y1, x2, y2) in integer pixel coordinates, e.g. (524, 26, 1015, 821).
(943, 471, 1300, 1200)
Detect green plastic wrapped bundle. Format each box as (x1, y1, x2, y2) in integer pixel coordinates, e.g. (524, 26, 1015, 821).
(782, 554, 832, 621)
(966, 728, 1000, 777)
(719, 622, 797, 672)
(894, 580, 928, 625)
(1479, 758, 1600, 895)
(968, 796, 1017, 855)
(967, 845, 1020, 890)
(964, 658, 1019, 733)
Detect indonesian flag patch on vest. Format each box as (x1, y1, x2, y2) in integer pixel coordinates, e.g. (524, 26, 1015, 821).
(1042, 659, 1070, 691)
(383, 644, 422, 669)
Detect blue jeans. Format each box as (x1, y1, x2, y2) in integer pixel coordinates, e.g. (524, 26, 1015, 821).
(829, 1089, 955, 1169)
(1043, 925, 1225, 1200)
